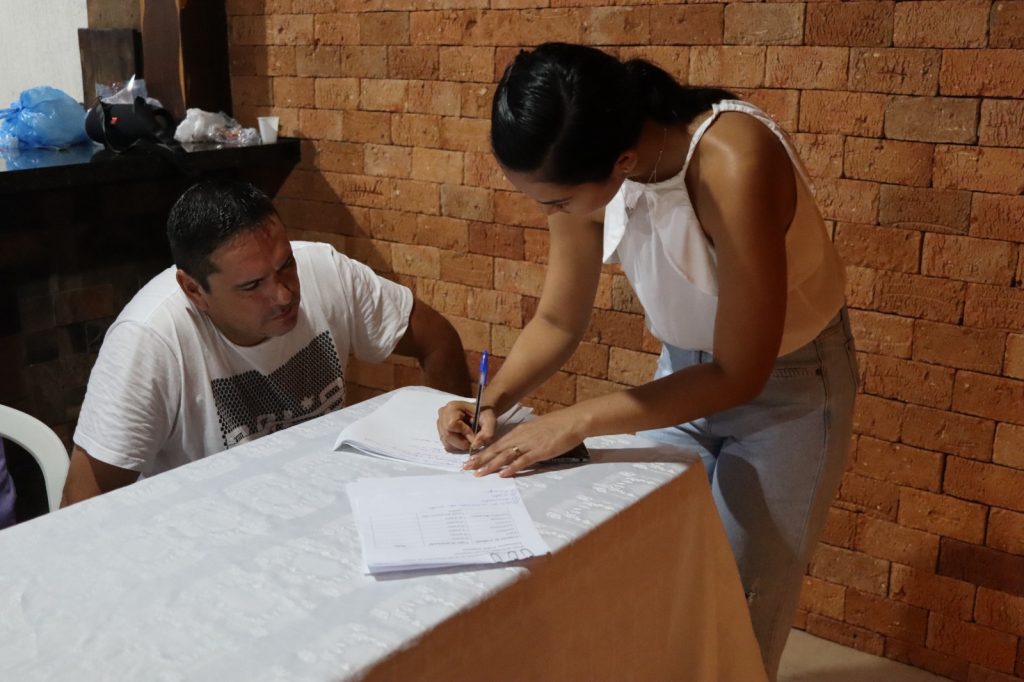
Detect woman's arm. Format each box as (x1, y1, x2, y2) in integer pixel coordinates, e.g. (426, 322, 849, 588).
(437, 210, 605, 451)
(469, 113, 798, 475)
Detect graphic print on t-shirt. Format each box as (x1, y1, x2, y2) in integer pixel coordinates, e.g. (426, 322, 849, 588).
(212, 331, 345, 447)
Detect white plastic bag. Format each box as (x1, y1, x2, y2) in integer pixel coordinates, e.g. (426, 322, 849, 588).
(174, 108, 260, 146)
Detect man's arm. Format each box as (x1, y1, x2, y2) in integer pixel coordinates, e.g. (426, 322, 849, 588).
(392, 298, 472, 397)
(61, 445, 138, 507)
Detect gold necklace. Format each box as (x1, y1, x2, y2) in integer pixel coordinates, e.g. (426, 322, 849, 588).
(646, 126, 667, 184)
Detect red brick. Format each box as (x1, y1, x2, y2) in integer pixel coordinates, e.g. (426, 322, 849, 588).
(315, 13, 359, 45)
(314, 78, 359, 110)
(386, 178, 438, 215)
(991, 1, 1024, 48)
(410, 148, 462, 185)
(734, 88, 800, 131)
(849, 48, 941, 96)
(325, 173, 388, 210)
(927, 611, 1019, 673)
(941, 50, 1024, 98)
(278, 169, 337, 203)
(464, 152, 511, 190)
(337, 46, 388, 78)
(462, 10, 521, 47)
(298, 108, 344, 140)
(872, 270, 965, 324)
(344, 236, 391, 272)
(465, 223, 522, 263)
(405, 80, 460, 117)
(848, 137, 933, 187)
(809, 543, 890, 595)
(414, 215, 468, 251)
(893, 0, 989, 48)
(1006, 335, 1024, 381)
(522, 229, 549, 264)
(973, 194, 1024, 244)
(764, 47, 848, 91)
(900, 487, 989, 544)
(967, 663, 1024, 682)
(414, 279, 469, 318)
(516, 9, 583, 45)
(276, 198, 354, 235)
(363, 144, 411, 178)
(576, 375, 627, 403)
(465, 288, 521, 327)
(979, 100, 1024, 148)
(391, 243, 439, 278)
(848, 309, 914, 358)
(723, 3, 803, 46)
(885, 96, 979, 144)
(853, 394, 905, 440)
(891, 563, 976, 621)
(993, 423, 1024, 471)
(441, 251, 492, 288)
(231, 14, 314, 46)
(440, 116, 490, 153)
(790, 133, 843, 178)
(846, 588, 930, 643)
(439, 46, 493, 82)
(342, 110, 390, 143)
(953, 371, 1024, 426)
(946, 457, 1024, 515)
(860, 354, 954, 410)
(408, 10, 464, 45)
(585, 310, 645, 351)
(562, 342, 609, 380)
(805, 614, 885, 656)
(447, 315, 490, 353)
(988, 508, 1024, 555)
(359, 79, 408, 113)
(902, 404, 995, 462)
(839, 471, 897, 518)
(493, 191, 547, 229)
(232, 76, 273, 107)
(805, 2, 894, 47)
(877, 186, 969, 235)
(965, 284, 1024, 332)
(391, 113, 442, 148)
(813, 178, 879, 224)
(388, 46, 439, 80)
(978, 587, 1024, 637)
(855, 435, 944, 491)
(230, 45, 297, 77)
(799, 91, 887, 136)
(835, 222, 921, 273)
(886, 639, 972, 682)
(494, 258, 546, 297)
(935, 146, 1024, 196)
(362, 208, 415, 244)
(272, 76, 314, 108)
(821, 506, 859, 549)
(296, 46, 344, 77)
(457, 83, 492, 120)
(688, 46, 765, 88)
(606, 347, 658, 387)
(358, 11, 408, 45)
(914, 319, 1007, 374)
(855, 514, 940, 570)
(578, 6, 650, 45)
(440, 185, 492, 222)
(649, 5, 722, 46)
(798, 576, 846, 620)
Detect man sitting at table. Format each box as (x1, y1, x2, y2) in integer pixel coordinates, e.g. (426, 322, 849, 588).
(62, 180, 471, 505)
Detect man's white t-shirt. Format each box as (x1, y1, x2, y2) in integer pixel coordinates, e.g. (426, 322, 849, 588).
(74, 241, 413, 476)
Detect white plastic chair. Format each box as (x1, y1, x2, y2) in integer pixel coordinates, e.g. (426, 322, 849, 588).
(0, 405, 70, 512)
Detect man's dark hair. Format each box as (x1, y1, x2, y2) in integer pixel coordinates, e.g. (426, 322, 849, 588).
(166, 180, 277, 290)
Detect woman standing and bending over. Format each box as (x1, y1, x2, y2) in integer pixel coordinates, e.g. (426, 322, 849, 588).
(436, 43, 857, 679)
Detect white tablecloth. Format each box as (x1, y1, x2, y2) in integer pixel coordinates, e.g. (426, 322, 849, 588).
(0, 389, 766, 681)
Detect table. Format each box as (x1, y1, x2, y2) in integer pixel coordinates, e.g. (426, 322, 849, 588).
(0, 388, 767, 681)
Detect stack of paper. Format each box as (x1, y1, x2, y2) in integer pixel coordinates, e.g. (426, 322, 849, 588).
(332, 389, 532, 471)
(347, 474, 550, 573)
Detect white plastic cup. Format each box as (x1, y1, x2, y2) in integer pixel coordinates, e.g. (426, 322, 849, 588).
(257, 116, 280, 144)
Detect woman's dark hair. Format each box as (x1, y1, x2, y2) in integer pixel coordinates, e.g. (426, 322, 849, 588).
(491, 43, 735, 185)
(166, 180, 277, 290)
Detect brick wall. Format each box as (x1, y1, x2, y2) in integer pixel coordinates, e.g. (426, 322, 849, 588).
(227, 2, 1024, 679)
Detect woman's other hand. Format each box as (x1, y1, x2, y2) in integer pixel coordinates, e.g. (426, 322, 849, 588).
(464, 409, 584, 478)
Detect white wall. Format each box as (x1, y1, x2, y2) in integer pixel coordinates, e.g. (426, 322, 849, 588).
(0, 0, 89, 107)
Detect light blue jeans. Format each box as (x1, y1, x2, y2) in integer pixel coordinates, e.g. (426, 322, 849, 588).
(640, 308, 858, 681)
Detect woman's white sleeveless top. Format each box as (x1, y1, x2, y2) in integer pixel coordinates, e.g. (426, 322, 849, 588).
(602, 99, 846, 356)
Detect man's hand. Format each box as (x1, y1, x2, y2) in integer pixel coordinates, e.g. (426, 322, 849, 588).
(393, 298, 472, 397)
(61, 446, 138, 507)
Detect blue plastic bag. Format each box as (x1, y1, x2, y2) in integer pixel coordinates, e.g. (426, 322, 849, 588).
(0, 86, 89, 149)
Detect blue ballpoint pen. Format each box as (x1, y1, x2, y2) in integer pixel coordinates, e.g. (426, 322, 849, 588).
(469, 351, 489, 453)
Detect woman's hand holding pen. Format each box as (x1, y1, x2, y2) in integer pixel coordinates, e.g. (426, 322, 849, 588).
(437, 402, 497, 452)
(464, 409, 585, 478)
